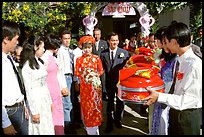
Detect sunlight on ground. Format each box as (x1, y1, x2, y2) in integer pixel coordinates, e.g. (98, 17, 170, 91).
(122, 124, 148, 135)
(124, 104, 147, 119)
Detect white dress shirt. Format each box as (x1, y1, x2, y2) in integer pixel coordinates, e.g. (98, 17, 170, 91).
(2, 52, 24, 128)
(158, 47, 202, 110)
(73, 47, 83, 83)
(57, 44, 73, 75)
(95, 41, 99, 51)
(109, 47, 118, 60)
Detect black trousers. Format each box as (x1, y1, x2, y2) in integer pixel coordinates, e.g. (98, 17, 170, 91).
(106, 84, 124, 126)
(168, 108, 201, 135)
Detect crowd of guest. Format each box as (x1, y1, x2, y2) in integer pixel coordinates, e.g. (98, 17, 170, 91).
(2, 19, 202, 135)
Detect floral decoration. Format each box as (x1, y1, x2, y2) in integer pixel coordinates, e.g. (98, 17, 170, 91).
(119, 52, 125, 58)
(92, 58, 96, 63)
(82, 68, 101, 89)
(177, 72, 184, 80)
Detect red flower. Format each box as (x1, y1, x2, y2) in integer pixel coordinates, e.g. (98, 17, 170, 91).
(177, 72, 184, 80)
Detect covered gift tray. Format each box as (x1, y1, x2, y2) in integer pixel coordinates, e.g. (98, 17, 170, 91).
(117, 47, 164, 104)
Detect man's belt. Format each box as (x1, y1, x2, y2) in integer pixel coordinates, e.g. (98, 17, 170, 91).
(5, 100, 24, 108)
(65, 73, 72, 76)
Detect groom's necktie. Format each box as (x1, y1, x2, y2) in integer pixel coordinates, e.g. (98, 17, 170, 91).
(7, 55, 27, 101)
(111, 51, 114, 64)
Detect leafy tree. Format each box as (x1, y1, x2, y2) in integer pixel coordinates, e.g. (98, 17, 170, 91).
(2, 2, 202, 40)
(145, 2, 202, 40)
(2, 2, 88, 36)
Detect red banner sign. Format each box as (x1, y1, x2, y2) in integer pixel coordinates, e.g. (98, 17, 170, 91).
(102, 2, 136, 16)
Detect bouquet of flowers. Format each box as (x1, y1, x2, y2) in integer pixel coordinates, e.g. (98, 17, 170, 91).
(82, 68, 102, 89)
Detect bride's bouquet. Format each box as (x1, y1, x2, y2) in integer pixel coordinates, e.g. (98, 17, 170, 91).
(82, 68, 102, 89)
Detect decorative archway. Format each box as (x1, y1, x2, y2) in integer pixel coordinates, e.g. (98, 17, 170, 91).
(83, 2, 155, 38)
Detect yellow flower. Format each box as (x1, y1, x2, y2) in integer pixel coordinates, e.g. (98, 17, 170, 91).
(8, 16, 13, 20)
(16, 10, 22, 17)
(12, 9, 17, 15)
(62, 14, 66, 21)
(47, 13, 52, 17)
(23, 4, 29, 11)
(3, 2, 7, 7)
(56, 15, 59, 20)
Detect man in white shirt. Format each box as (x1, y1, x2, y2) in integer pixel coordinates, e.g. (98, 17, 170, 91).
(142, 22, 202, 135)
(2, 21, 28, 135)
(57, 29, 76, 134)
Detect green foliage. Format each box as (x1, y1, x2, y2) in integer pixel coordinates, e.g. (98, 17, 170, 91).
(3, 2, 202, 39)
(145, 2, 202, 39)
(189, 2, 202, 40)
(2, 2, 88, 35)
(3, 2, 50, 35)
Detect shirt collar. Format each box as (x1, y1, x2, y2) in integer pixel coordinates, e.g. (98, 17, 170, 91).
(109, 47, 117, 53)
(2, 52, 11, 62)
(45, 50, 53, 56)
(177, 47, 193, 63)
(61, 44, 70, 50)
(2, 52, 7, 59)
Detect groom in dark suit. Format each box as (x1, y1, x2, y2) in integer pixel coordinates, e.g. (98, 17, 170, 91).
(100, 32, 130, 133)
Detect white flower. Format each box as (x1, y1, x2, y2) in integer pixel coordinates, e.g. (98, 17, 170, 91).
(119, 52, 125, 58)
(82, 68, 101, 89)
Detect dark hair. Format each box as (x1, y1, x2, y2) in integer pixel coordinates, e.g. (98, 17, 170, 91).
(197, 25, 202, 32)
(19, 35, 44, 69)
(107, 32, 118, 40)
(59, 27, 72, 38)
(165, 22, 191, 47)
(44, 33, 61, 50)
(2, 20, 20, 42)
(170, 20, 178, 25)
(160, 49, 177, 62)
(94, 28, 101, 32)
(149, 32, 155, 37)
(154, 26, 167, 44)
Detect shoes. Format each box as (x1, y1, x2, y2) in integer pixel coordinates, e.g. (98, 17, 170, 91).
(72, 122, 81, 129)
(104, 125, 113, 133)
(114, 120, 122, 129)
(64, 126, 77, 134)
(102, 92, 108, 101)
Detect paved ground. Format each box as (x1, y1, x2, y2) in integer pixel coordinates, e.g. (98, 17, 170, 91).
(71, 100, 149, 135)
(68, 100, 202, 135)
